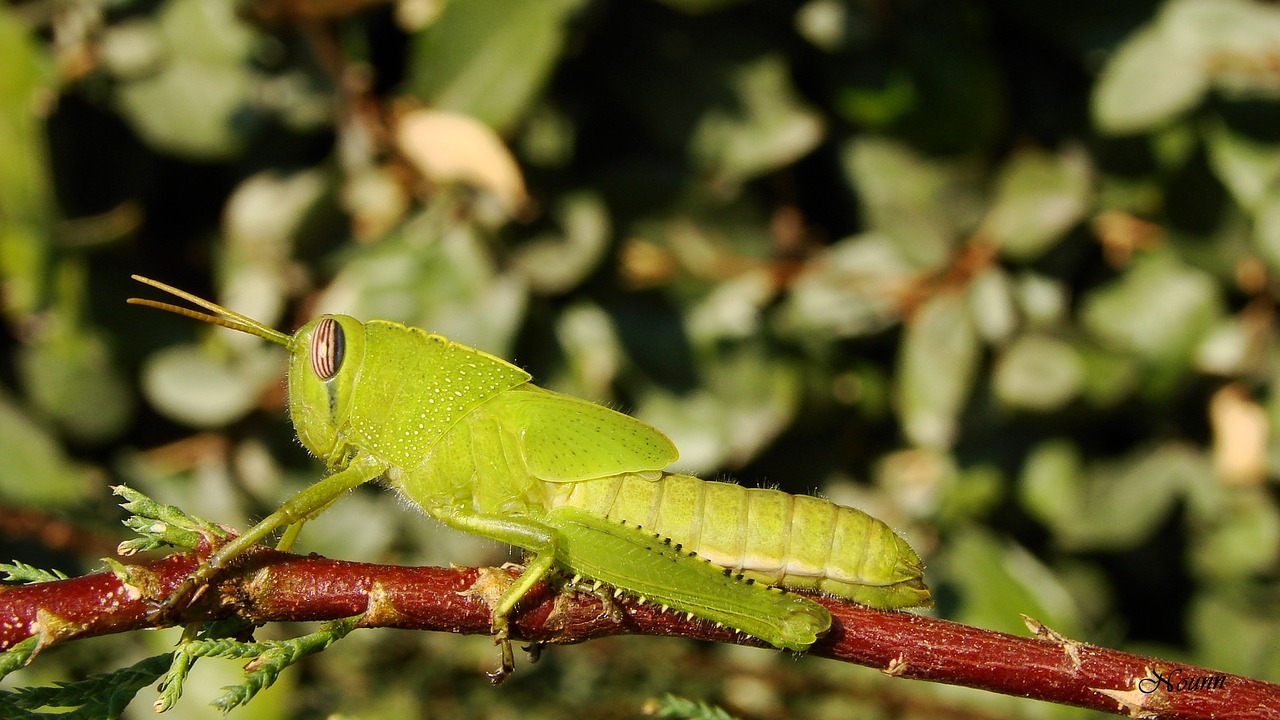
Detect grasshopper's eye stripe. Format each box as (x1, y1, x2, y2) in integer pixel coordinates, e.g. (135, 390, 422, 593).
(311, 318, 344, 381)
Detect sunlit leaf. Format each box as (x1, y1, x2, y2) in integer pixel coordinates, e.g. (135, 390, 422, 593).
(981, 146, 1091, 261)
(220, 170, 329, 339)
(638, 344, 800, 473)
(842, 137, 981, 269)
(1092, 23, 1207, 135)
(1204, 121, 1280, 212)
(938, 528, 1083, 637)
(1080, 251, 1224, 363)
(895, 291, 979, 449)
(548, 302, 623, 403)
(1020, 440, 1209, 550)
(142, 344, 285, 428)
(776, 233, 913, 340)
(1093, 0, 1280, 134)
(993, 334, 1085, 412)
(510, 191, 609, 294)
(967, 266, 1017, 343)
(313, 209, 528, 356)
(112, 0, 263, 159)
(690, 55, 825, 186)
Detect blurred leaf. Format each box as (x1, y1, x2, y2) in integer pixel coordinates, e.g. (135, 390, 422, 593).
(15, 264, 134, 442)
(638, 344, 800, 473)
(1092, 21, 1207, 135)
(645, 693, 738, 720)
(1188, 489, 1280, 581)
(117, 445, 245, 530)
(1188, 590, 1280, 681)
(0, 391, 94, 507)
(1194, 317, 1255, 376)
(299, 481, 399, 562)
(1018, 439, 1083, 537)
(940, 527, 1083, 637)
(19, 322, 134, 443)
(343, 166, 410, 241)
(142, 344, 285, 428)
(549, 302, 623, 403)
(220, 170, 329, 338)
(404, 0, 586, 132)
(314, 209, 527, 356)
(0, 8, 55, 320)
(1204, 120, 1280, 212)
(967, 266, 1017, 343)
(841, 137, 981, 268)
(981, 146, 1091, 261)
(396, 109, 529, 218)
(1177, 0, 1280, 98)
(775, 233, 912, 340)
(690, 55, 824, 186)
(895, 291, 979, 449)
(873, 448, 1001, 527)
(1080, 250, 1224, 365)
(1014, 271, 1070, 329)
(112, 0, 261, 159)
(1094, 0, 1280, 135)
(511, 191, 610, 294)
(1251, 188, 1280, 275)
(993, 334, 1085, 412)
(1020, 440, 1209, 550)
(1075, 343, 1141, 407)
(686, 268, 775, 345)
(518, 103, 576, 170)
(833, 71, 916, 130)
(795, 0, 850, 53)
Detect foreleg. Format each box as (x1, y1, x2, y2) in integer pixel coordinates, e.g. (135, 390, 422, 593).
(149, 453, 387, 621)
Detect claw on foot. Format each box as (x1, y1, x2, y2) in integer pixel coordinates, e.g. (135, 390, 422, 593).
(487, 628, 516, 685)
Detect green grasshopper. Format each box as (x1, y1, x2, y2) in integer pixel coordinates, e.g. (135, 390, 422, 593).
(129, 275, 931, 681)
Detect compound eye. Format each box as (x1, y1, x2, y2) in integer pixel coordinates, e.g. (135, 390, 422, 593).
(310, 318, 344, 381)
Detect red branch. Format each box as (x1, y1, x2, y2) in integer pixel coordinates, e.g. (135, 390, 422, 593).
(1, 549, 1276, 719)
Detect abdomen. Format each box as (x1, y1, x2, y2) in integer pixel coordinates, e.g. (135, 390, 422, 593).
(546, 472, 931, 609)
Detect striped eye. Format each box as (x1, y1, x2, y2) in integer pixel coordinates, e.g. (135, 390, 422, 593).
(310, 318, 344, 381)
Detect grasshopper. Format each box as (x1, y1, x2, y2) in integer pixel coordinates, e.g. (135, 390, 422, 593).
(129, 275, 930, 681)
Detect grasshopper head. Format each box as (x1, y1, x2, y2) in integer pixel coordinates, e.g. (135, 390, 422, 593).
(128, 276, 364, 462)
(286, 314, 365, 461)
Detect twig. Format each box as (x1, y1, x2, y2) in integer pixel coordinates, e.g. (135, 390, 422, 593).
(0, 549, 1275, 719)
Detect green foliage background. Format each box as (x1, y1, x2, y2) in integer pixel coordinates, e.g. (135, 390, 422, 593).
(2, 0, 1280, 717)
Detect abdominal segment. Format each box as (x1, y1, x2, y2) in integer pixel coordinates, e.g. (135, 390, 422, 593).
(547, 472, 931, 609)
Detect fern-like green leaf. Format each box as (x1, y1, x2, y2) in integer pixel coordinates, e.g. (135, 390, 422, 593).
(0, 652, 172, 719)
(112, 485, 227, 554)
(0, 636, 40, 681)
(212, 617, 360, 713)
(646, 694, 740, 720)
(0, 561, 69, 584)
